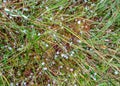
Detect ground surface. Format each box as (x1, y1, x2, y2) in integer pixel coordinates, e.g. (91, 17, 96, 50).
(0, 0, 120, 86)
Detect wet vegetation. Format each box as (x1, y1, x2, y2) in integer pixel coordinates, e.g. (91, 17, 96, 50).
(0, 0, 120, 86)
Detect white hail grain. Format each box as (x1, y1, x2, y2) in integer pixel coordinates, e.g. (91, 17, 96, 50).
(59, 6, 63, 10)
(4, 8, 10, 12)
(45, 44, 49, 47)
(22, 30, 27, 34)
(90, 75, 96, 81)
(54, 54, 58, 59)
(74, 73, 77, 77)
(114, 70, 119, 75)
(3, 0, 7, 3)
(64, 79, 67, 81)
(77, 20, 81, 24)
(84, 0, 87, 3)
(77, 40, 81, 43)
(46, 6, 49, 10)
(56, 51, 60, 54)
(61, 53, 68, 59)
(41, 62, 45, 66)
(39, 72, 42, 75)
(43, 67, 47, 70)
(53, 80, 56, 84)
(8, 47, 12, 50)
(38, 33, 41, 36)
(70, 68, 74, 72)
(16, 83, 19, 86)
(0, 72, 2, 76)
(50, 17, 53, 21)
(74, 84, 77, 86)
(61, 16, 64, 21)
(70, 51, 75, 56)
(59, 66, 63, 69)
(23, 82, 26, 86)
(47, 84, 50, 86)
(23, 8, 29, 11)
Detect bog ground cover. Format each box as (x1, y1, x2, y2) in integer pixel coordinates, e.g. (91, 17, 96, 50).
(0, 0, 120, 86)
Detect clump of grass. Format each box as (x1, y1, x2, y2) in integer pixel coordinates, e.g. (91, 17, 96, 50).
(0, 0, 120, 86)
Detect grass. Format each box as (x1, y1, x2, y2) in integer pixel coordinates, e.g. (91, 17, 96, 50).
(0, 0, 120, 86)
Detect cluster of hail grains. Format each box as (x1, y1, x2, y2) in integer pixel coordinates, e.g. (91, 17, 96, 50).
(23, 8, 29, 11)
(90, 72, 97, 81)
(22, 29, 27, 34)
(43, 67, 47, 71)
(42, 41, 49, 48)
(17, 45, 24, 51)
(61, 53, 68, 59)
(29, 73, 33, 79)
(70, 51, 75, 57)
